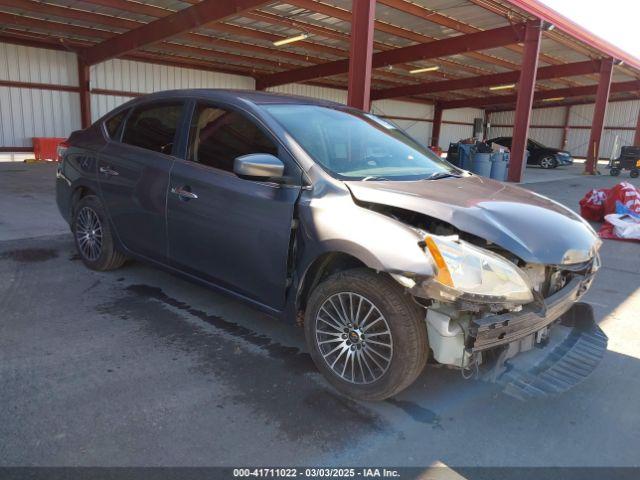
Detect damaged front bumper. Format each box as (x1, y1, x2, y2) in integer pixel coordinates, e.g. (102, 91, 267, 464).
(484, 302, 607, 400)
(469, 275, 593, 352)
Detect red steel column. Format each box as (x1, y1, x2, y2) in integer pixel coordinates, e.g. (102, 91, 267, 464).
(77, 57, 91, 128)
(507, 20, 542, 182)
(560, 105, 571, 149)
(431, 104, 443, 148)
(585, 58, 613, 174)
(347, 0, 376, 111)
(634, 105, 640, 145)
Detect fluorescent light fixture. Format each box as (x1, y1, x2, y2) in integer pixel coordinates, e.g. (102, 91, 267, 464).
(409, 66, 440, 74)
(489, 83, 516, 91)
(542, 97, 565, 102)
(273, 33, 308, 47)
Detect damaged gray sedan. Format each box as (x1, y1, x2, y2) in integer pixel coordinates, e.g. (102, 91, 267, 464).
(56, 90, 607, 401)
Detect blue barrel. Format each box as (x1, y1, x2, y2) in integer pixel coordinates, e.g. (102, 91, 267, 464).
(458, 144, 475, 171)
(490, 152, 508, 181)
(472, 152, 492, 177)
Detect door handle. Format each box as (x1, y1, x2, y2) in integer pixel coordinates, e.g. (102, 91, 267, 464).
(99, 166, 119, 176)
(171, 186, 198, 200)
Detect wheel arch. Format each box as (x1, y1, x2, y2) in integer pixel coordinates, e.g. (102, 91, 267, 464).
(295, 251, 369, 313)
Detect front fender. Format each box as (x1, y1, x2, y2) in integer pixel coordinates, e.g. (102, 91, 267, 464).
(298, 188, 436, 278)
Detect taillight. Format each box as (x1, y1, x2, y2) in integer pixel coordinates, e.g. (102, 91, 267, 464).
(56, 140, 69, 162)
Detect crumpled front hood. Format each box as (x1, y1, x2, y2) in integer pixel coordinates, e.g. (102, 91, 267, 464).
(346, 175, 599, 265)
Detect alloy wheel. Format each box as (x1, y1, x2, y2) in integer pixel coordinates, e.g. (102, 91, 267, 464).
(315, 292, 393, 385)
(540, 157, 554, 169)
(75, 206, 103, 261)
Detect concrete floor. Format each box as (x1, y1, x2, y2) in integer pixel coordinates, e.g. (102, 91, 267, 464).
(1, 162, 639, 468)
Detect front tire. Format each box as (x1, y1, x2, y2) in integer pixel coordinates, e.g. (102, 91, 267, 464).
(304, 269, 428, 401)
(539, 156, 557, 169)
(72, 195, 126, 271)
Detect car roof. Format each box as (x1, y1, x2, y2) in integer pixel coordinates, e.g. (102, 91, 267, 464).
(130, 88, 345, 108)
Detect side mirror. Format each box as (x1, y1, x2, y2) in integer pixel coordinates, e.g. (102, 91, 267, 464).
(233, 153, 284, 180)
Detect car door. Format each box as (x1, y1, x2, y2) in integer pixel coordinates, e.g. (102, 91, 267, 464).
(167, 102, 302, 311)
(98, 100, 186, 261)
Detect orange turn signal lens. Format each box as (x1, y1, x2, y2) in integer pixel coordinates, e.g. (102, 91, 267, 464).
(424, 236, 454, 287)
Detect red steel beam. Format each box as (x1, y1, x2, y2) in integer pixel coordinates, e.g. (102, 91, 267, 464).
(634, 106, 640, 145)
(561, 105, 571, 150)
(256, 24, 526, 89)
(585, 58, 614, 174)
(81, 0, 271, 65)
(440, 79, 640, 110)
(0, 79, 79, 92)
(347, 0, 376, 110)
(372, 60, 600, 100)
(508, 20, 542, 183)
(78, 58, 91, 128)
(431, 104, 443, 148)
(487, 94, 640, 113)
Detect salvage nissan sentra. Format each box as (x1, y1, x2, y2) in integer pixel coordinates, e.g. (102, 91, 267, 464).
(56, 90, 607, 401)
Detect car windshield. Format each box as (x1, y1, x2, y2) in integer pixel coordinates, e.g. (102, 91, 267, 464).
(264, 104, 459, 180)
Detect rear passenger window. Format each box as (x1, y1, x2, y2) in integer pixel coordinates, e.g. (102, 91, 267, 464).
(122, 102, 183, 155)
(105, 110, 127, 140)
(187, 104, 278, 172)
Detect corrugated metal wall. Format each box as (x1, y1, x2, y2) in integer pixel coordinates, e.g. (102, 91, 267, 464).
(8, 40, 638, 160)
(91, 58, 256, 120)
(488, 100, 640, 158)
(0, 43, 80, 147)
(371, 99, 433, 146)
(439, 108, 483, 149)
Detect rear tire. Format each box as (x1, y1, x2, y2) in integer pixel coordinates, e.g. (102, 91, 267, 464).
(304, 268, 428, 401)
(630, 169, 639, 178)
(72, 195, 126, 271)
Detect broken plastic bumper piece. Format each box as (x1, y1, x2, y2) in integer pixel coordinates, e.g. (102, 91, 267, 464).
(484, 302, 607, 400)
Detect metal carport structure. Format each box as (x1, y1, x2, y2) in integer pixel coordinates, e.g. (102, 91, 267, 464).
(0, 0, 639, 181)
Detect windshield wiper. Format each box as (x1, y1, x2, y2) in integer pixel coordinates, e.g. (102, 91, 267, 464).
(361, 175, 390, 181)
(424, 172, 461, 180)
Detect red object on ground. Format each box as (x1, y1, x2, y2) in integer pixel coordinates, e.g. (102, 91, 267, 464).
(579, 182, 640, 241)
(32, 137, 67, 161)
(579, 189, 607, 221)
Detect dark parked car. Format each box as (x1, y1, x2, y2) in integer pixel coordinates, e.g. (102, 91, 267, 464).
(487, 136, 573, 169)
(56, 90, 606, 401)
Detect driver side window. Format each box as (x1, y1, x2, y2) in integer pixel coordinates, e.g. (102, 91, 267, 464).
(187, 103, 278, 172)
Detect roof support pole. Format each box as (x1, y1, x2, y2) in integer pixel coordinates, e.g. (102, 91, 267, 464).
(507, 20, 542, 183)
(77, 57, 91, 128)
(347, 0, 376, 111)
(585, 58, 614, 174)
(634, 105, 640, 146)
(431, 104, 443, 148)
(561, 105, 571, 150)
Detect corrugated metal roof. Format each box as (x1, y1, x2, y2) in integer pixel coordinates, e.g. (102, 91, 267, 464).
(0, 0, 637, 108)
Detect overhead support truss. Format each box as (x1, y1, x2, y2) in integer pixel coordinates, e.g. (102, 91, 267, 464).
(371, 60, 602, 101)
(80, 0, 272, 65)
(256, 24, 527, 90)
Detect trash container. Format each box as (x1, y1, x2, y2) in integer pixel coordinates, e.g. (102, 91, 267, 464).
(472, 152, 492, 177)
(32, 137, 67, 162)
(490, 152, 508, 181)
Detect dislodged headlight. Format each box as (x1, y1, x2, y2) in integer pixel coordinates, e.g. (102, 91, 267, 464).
(423, 235, 534, 304)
